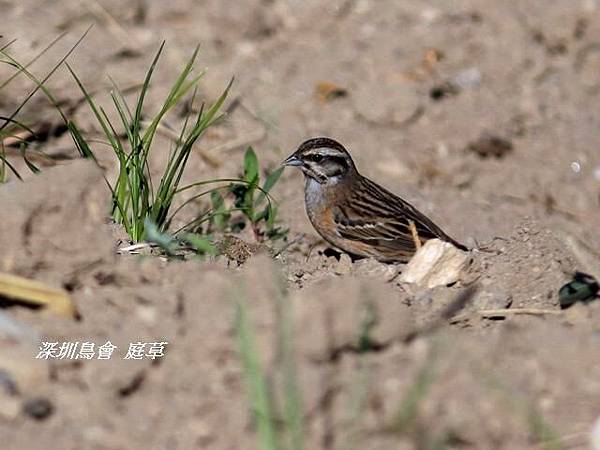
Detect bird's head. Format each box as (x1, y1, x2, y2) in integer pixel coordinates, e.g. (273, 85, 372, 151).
(282, 137, 357, 184)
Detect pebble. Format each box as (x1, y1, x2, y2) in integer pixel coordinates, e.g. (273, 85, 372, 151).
(22, 397, 54, 420)
(399, 239, 469, 289)
(451, 67, 482, 89)
(467, 133, 513, 159)
(334, 253, 353, 275)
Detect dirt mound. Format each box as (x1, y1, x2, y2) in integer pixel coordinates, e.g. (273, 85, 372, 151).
(0, 161, 114, 284)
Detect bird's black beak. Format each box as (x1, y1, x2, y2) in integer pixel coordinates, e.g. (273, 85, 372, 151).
(282, 154, 303, 167)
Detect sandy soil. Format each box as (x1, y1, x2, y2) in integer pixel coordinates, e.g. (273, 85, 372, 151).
(1, 1, 600, 449)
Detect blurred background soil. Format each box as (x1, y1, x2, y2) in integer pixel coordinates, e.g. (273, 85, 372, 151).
(1, 1, 600, 449)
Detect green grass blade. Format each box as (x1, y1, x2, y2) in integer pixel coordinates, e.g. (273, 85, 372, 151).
(0, 142, 22, 181)
(110, 90, 135, 145)
(141, 45, 199, 151)
(235, 296, 280, 450)
(106, 178, 131, 234)
(19, 143, 40, 174)
(67, 121, 97, 160)
(210, 190, 228, 231)
(144, 218, 176, 254)
(0, 32, 66, 91)
(0, 145, 5, 183)
(0, 26, 91, 135)
(195, 77, 234, 131)
(256, 166, 283, 206)
(175, 178, 254, 194)
(173, 206, 248, 236)
(0, 39, 17, 52)
(181, 233, 217, 255)
(244, 147, 259, 183)
(66, 62, 119, 153)
(132, 41, 165, 155)
(0, 115, 37, 138)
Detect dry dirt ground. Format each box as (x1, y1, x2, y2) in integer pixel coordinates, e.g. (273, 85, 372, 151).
(1, 1, 600, 449)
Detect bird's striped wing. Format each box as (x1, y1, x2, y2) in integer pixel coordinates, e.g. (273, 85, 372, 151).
(332, 177, 465, 261)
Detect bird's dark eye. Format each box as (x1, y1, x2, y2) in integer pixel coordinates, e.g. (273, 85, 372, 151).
(311, 154, 323, 162)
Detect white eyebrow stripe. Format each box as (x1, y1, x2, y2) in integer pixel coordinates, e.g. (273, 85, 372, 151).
(307, 148, 346, 158)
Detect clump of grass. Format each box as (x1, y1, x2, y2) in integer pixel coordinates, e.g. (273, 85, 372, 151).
(67, 43, 288, 248)
(1, 36, 287, 251)
(66, 42, 234, 242)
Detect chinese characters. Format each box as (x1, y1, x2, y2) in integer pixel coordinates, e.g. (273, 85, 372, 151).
(35, 341, 168, 360)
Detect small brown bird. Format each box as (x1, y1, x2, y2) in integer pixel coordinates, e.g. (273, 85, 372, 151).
(283, 137, 466, 263)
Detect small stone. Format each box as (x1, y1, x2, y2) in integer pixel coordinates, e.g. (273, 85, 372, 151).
(334, 253, 353, 275)
(467, 133, 513, 159)
(22, 397, 54, 420)
(451, 67, 482, 89)
(399, 239, 469, 289)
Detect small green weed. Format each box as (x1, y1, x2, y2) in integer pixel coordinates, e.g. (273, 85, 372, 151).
(144, 217, 217, 258)
(207, 147, 287, 242)
(66, 43, 287, 248)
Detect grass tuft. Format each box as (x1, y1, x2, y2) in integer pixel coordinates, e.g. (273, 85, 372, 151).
(66, 43, 234, 242)
(1, 38, 286, 249)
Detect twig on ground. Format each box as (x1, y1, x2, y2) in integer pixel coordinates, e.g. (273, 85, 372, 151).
(117, 242, 152, 254)
(478, 308, 562, 318)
